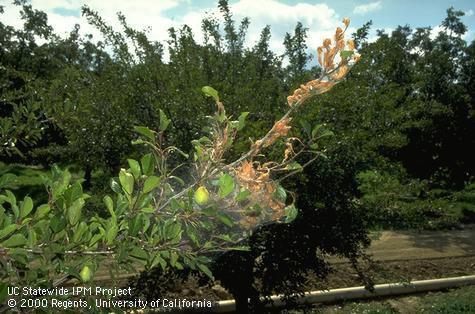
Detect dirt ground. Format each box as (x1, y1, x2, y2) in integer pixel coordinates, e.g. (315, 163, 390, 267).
(90, 227, 475, 301)
(322, 226, 475, 289)
(325, 255, 475, 289)
(361, 227, 475, 261)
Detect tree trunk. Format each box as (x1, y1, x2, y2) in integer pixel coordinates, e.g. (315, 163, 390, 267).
(84, 166, 92, 190)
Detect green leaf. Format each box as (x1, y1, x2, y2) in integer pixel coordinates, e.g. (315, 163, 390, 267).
(127, 159, 142, 179)
(183, 256, 196, 269)
(317, 129, 334, 139)
(217, 110, 226, 122)
(285, 162, 303, 171)
(50, 215, 67, 233)
(284, 204, 299, 223)
(20, 218, 32, 226)
(166, 222, 182, 241)
(227, 246, 250, 251)
(0, 282, 8, 304)
(237, 112, 249, 131)
(311, 124, 324, 138)
(274, 185, 287, 202)
(198, 263, 214, 279)
(4, 190, 16, 205)
(170, 176, 185, 186)
(140, 207, 155, 214)
(143, 176, 161, 194)
(119, 169, 134, 195)
(20, 196, 33, 219)
(106, 224, 118, 246)
(160, 250, 170, 259)
(67, 198, 84, 226)
(170, 251, 179, 267)
(159, 109, 171, 132)
(201, 86, 220, 102)
(129, 214, 143, 237)
(142, 215, 150, 233)
(110, 178, 122, 194)
(130, 247, 148, 261)
(0, 173, 16, 189)
(89, 233, 103, 247)
(216, 234, 233, 242)
(217, 212, 234, 227)
(0, 206, 4, 226)
(103, 196, 114, 217)
(35, 204, 50, 219)
(300, 120, 312, 137)
(138, 193, 154, 208)
(131, 139, 145, 145)
(1, 234, 27, 247)
(186, 226, 199, 246)
(246, 204, 262, 216)
(0, 224, 18, 241)
(340, 50, 354, 59)
(170, 147, 189, 159)
(152, 253, 167, 270)
(141, 153, 154, 176)
(133, 126, 156, 141)
(63, 182, 83, 206)
(27, 228, 37, 247)
(9, 249, 28, 265)
(72, 222, 88, 243)
(236, 189, 251, 202)
(218, 173, 235, 197)
(175, 261, 184, 270)
(201, 207, 217, 216)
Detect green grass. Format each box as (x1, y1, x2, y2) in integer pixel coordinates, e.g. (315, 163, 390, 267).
(420, 286, 475, 313)
(333, 302, 397, 313)
(0, 162, 86, 204)
(0, 162, 50, 203)
(282, 286, 475, 313)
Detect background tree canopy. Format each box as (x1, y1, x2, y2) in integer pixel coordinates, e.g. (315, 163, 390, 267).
(1, 1, 474, 228)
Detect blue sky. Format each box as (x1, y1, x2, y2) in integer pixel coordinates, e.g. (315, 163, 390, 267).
(1, 0, 474, 60)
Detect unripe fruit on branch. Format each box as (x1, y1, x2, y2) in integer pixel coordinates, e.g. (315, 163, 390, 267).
(79, 265, 92, 283)
(194, 186, 210, 205)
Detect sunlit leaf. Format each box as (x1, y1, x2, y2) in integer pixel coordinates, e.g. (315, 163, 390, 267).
(1, 234, 27, 247)
(127, 159, 141, 179)
(237, 112, 249, 131)
(20, 196, 33, 219)
(143, 176, 160, 194)
(67, 198, 84, 226)
(133, 126, 156, 141)
(218, 173, 234, 197)
(284, 204, 298, 223)
(159, 109, 171, 132)
(201, 86, 219, 102)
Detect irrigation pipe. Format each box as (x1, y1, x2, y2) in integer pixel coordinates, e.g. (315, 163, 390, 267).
(211, 275, 475, 313)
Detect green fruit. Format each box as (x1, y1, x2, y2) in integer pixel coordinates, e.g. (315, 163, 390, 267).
(194, 186, 210, 205)
(79, 265, 93, 282)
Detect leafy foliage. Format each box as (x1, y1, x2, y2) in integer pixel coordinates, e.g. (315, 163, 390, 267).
(357, 170, 475, 229)
(0, 31, 360, 307)
(1, 1, 475, 312)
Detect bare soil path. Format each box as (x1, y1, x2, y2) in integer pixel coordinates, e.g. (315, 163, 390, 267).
(365, 227, 475, 261)
(324, 227, 475, 265)
(323, 226, 475, 289)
